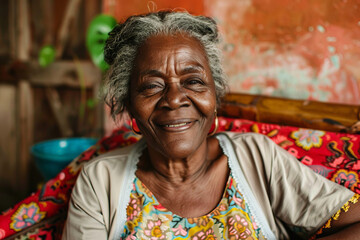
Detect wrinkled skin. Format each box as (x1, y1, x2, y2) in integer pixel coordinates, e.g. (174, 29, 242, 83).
(129, 34, 217, 159)
(127, 34, 229, 217)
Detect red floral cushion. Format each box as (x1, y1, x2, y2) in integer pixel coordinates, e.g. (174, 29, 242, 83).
(1, 117, 359, 240)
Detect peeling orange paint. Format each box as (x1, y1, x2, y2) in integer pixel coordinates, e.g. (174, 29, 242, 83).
(102, 0, 360, 105)
(205, 0, 360, 104)
(103, 0, 204, 22)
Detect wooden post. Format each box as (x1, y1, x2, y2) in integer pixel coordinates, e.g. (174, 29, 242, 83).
(85, 0, 103, 137)
(16, 0, 33, 193)
(0, 86, 17, 191)
(9, 0, 17, 59)
(18, 82, 33, 193)
(56, 0, 83, 59)
(48, 0, 83, 137)
(30, 0, 54, 47)
(17, 0, 31, 61)
(45, 87, 74, 137)
(42, 0, 54, 45)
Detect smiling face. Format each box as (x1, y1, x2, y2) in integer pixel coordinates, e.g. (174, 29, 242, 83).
(128, 34, 217, 159)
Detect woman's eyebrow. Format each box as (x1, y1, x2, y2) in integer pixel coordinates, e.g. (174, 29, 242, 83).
(140, 65, 205, 77)
(140, 69, 164, 77)
(180, 65, 205, 74)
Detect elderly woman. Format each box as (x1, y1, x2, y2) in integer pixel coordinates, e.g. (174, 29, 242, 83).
(62, 11, 360, 239)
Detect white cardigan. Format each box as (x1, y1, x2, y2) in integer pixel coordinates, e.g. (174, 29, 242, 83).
(62, 132, 354, 240)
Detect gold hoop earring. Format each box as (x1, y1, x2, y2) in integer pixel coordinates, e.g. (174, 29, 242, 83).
(130, 119, 141, 135)
(208, 114, 219, 136)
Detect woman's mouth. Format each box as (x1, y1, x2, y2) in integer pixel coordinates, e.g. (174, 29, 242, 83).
(164, 122, 189, 128)
(157, 120, 195, 131)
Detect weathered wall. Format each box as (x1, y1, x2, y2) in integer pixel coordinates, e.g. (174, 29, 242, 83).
(103, 0, 204, 21)
(204, 0, 360, 104)
(103, 0, 360, 104)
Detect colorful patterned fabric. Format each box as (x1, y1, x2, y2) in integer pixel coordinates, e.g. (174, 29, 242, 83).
(0, 117, 359, 239)
(217, 118, 360, 194)
(310, 193, 360, 239)
(121, 173, 265, 240)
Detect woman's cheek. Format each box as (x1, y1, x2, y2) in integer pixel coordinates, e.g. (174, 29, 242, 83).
(190, 92, 217, 115)
(132, 96, 158, 121)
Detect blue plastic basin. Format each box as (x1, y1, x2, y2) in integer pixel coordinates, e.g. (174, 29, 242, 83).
(31, 138, 98, 181)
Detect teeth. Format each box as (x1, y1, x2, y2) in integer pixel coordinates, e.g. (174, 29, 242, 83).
(165, 122, 188, 128)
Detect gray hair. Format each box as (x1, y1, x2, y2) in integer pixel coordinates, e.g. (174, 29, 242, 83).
(103, 11, 227, 119)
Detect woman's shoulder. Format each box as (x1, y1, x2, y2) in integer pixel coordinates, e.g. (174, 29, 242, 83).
(71, 140, 145, 213)
(215, 131, 289, 165)
(81, 140, 144, 179)
(217, 131, 275, 148)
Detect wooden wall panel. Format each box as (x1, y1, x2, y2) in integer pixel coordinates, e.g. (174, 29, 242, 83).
(17, 81, 33, 193)
(0, 0, 103, 210)
(0, 85, 17, 190)
(219, 93, 360, 132)
(0, 1, 10, 59)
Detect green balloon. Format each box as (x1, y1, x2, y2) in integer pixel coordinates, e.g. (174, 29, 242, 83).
(86, 14, 117, 71)
(39, 45, 56, 67)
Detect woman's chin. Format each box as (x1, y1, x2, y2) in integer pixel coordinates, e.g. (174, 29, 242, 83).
(160, 145, 203, 160)
(150, 133, 208, 160)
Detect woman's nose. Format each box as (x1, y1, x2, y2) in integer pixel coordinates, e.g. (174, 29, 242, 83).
(158, 82, 190, 110)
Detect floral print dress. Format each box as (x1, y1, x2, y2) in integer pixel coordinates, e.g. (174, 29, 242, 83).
(121, 172, 266, 240)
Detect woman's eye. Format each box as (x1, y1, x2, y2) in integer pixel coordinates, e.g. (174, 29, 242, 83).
(144, 84, 158, 89)
(185, 78, 204, 85)
(183, 78, 208, 92)
(138, 83, 163, 95)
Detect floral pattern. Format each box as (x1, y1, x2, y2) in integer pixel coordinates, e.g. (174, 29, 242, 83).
(121, 173, 264, 239)
(10, 203, 45, 232)
(143, 217, 169, 239)
(192, 228, 216, 240)
(332, 169, 359, 191)
(291, 129, 325, 150)
(127, 193, 142, 222)
(227, 214, 253, 239)
(172, 225, 187, 236)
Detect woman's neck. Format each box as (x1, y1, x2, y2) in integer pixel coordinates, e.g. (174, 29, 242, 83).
(137, 136, 221, 187)
(135, 136, 229, 217)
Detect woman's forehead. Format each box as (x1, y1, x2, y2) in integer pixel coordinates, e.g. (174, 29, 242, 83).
(134, 34, 210, 71)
